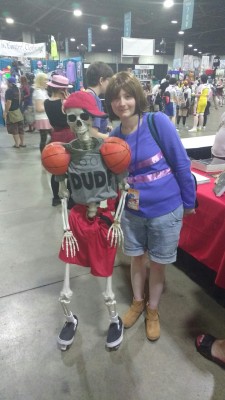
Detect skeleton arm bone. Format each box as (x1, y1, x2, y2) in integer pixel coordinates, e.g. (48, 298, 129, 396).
(107, 190, 128, 248)
(107, 173, 130, 248)
(59, 181, 79, 258)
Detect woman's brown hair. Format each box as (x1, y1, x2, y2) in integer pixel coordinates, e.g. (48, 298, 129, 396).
(105, 71, 148, 120)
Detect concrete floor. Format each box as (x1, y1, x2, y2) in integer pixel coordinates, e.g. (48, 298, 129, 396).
(0, 107, 225, 400)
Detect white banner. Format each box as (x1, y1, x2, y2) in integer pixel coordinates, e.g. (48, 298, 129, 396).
(122, 37, 155, 57)
(0, 40, 46, 58)
(182, 55, 193, 70)
(201, 55, 210, 70)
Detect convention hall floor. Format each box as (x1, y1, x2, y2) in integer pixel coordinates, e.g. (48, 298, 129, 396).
(0, 106, 225, 400)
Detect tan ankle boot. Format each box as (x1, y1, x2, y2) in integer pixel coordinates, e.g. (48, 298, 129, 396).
(145, 304, 160, 341)
(122, 298, 145, 328)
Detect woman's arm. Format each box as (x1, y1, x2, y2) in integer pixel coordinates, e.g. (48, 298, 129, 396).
(90, 126, 109, 140)
(34, 99, 45, 113)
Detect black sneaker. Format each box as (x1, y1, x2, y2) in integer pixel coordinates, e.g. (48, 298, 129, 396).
(52, 197, 61, 206)
(106, 316, 123, 349)
(214, 172, 225, 197)
(57, 315, 78, 349)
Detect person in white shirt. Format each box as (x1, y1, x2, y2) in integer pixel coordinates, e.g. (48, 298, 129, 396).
(33, 73, 52, 152)
(164, 77, 178, 124)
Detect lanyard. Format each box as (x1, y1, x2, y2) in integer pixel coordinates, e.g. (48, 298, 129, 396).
(119, 115, 141, 172)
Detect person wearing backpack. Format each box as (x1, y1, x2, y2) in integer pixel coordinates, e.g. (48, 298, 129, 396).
(176, 81, 191, 129)
(163, 78, 178, 124)
(105, 71, 196, 342)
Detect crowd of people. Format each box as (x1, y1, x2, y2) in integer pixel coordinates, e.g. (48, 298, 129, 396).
(142, 73, 225, 132)
(2, 63, 225, 370)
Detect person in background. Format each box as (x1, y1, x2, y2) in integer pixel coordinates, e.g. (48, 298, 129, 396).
(202, 100, 211, 130)
(20, 75, 35, 132)
(151, 81, 162, 112)
(33, 73, 52, 152)
(44, 75, 76, 207)
(163, 77, 178, 124)
(215, 78, 224, 107)
(210, 79, 218, 109)
(105, 71, 196, 342)
(3, 77, 26, 148)
(143, 83, 153, 111)
(159, 74, 170, 96)
(195, 334, 225, 369)
(86, 61, 113, 139)
(176, 81, 191, 130)
(189, 74, 209, 132)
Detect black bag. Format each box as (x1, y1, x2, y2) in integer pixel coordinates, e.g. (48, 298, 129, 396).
(154, 93, 162, 106)
(147, 112, 198, 208)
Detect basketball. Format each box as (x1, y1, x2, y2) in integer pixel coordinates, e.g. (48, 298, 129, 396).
(41, 142, 71, 175)
(100, 137, 131, 174)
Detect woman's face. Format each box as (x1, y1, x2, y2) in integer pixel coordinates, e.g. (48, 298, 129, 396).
(111, 89, 136, 120)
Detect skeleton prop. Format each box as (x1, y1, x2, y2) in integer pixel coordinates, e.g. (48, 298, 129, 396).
(54, 91, 129, 351)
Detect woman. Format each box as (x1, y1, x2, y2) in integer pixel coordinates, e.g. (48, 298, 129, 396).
(44, 74, 76, 207)
(33, 73, 52, 152)
(105, 71, 196, 341)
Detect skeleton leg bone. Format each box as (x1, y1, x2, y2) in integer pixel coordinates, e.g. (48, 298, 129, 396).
(103, 276, 123, 350)
(58, 263, 78, 351)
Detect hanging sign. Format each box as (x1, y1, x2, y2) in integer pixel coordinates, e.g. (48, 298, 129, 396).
(181, 0, 195, 30)
(88, 28, 92, 52)
(124, 12, 131, 38)
(0, 40, 46, 58)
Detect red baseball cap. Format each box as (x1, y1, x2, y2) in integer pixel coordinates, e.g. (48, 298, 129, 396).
(64, 91, 108, 118)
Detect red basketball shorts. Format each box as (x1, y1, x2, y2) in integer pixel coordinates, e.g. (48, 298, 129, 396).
(59, 204, 117, 277)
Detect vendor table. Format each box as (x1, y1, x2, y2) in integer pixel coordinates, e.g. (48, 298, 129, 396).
(179, 169, 225, 289)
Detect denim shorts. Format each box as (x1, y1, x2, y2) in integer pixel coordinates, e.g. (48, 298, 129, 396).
(121, 204, 183, 264)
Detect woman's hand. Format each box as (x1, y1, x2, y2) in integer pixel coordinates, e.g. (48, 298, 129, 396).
(183, 208, 195, 216)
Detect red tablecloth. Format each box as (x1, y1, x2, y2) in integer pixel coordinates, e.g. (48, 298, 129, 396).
(179, 170, 225, 289)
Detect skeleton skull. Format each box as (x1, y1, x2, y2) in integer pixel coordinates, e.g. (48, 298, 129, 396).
(66, 108, 92, 142)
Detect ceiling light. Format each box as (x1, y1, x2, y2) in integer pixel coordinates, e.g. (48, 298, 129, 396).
(163, 0, 174, 8)
(101, 24, 108, 30)
(156, 50, 159, 53)
(107, 48, 112, 52)
(6, 17, 14, 24)
(171, 20, 178, 24)
(178, 31, 184, 35)
(73, 9, 82, 17)
(188, 44, 193, 47)
(198, 51, 202, 54)
(70, 38, 76, 42)
(91, 44, 96, 47)
(193, 48, 198, 51)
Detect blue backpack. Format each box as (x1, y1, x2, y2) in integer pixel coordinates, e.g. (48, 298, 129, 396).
(147, 112, 198, 208)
